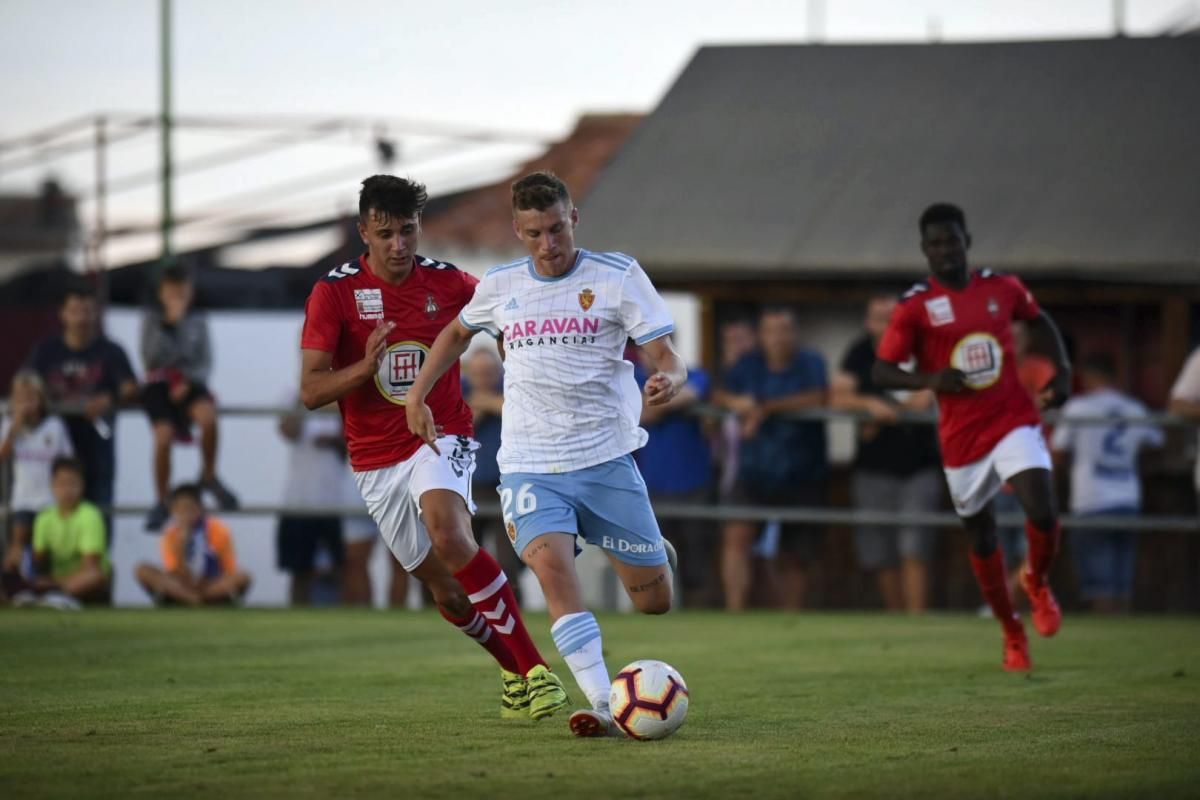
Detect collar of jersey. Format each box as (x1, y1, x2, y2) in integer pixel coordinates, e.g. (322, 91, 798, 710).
(526, 249, 583, 283)
(929, 269, 979, 293)
(359, 253, 424, 288)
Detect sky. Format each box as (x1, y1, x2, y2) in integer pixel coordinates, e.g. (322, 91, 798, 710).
(0, 0, 1194, 265)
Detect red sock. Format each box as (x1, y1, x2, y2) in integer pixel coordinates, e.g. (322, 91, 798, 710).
(969, 549, 1023, 637)
(1025, 520, 1061, 584)
(438, 605, 520, 674)
(454, 549, 547, 674)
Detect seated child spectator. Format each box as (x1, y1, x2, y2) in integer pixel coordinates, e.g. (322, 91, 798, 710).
(2, 371, 74, 584)
(135, 483, 251, 605)
(6, 456, 110, 609)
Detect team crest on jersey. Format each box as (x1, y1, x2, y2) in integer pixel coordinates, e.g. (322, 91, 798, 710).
(987, 298, 999, 316)
(354, 288, 384, 321)
(424, 294, 439, 319)
(578, 288, 595, 312)
(950, 332, 1003, 390)
(375, 341, 429, 405)
(924, 296, 955, 327)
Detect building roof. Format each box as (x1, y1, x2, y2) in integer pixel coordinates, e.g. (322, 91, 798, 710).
(581, 38, 1200, 282)
(421, 113, 642, 254)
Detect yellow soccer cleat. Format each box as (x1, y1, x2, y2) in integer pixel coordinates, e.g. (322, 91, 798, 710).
(525, 665, 569, 721)
(500, 669, 531, 719)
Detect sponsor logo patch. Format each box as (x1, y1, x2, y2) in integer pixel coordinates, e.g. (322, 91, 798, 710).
(924, 296, 955, 327)
(354, 288, 384, 320)
(601, 535, 665, 556)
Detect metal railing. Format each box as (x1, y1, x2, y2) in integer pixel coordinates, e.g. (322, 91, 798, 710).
(2, 403, 1197, 534)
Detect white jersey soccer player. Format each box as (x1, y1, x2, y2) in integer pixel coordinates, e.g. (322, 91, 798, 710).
(408, 171, 687, 739)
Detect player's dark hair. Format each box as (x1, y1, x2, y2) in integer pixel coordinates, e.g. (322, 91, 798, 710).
(1081, 352, 1116, 380)
(919, 203, 968, 236)
(51, 455, 85, 478)
(359, 175, 428, 222)
(168, 483, 203, 505)
(511, 171, 572, 213)
(159, 262, 192, 286)
(60, 277, 96, 306)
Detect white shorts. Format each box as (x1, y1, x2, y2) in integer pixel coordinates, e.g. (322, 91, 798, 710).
(943, 424, 1052, 518)
(352, 435, 478, 572)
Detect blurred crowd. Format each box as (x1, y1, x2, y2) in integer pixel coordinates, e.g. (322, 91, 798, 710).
(2, 275, 1199, 612)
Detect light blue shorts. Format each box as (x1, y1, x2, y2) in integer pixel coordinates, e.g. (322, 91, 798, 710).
(498, 454, 667, 567)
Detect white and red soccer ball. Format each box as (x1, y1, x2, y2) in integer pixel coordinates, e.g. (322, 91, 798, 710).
(609, 659, 689, 740)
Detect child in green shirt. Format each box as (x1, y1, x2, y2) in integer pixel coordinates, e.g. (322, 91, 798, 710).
(21, 457, 111, 608)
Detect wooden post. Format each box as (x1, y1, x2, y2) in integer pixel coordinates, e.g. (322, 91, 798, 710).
(1162, 296, 1190, 387)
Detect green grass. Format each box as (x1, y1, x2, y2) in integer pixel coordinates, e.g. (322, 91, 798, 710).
(1, 610, 1198, 799)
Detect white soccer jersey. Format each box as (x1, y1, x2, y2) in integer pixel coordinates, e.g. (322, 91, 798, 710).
(1050, 388, 1164, 514)
(0, 414, 74, 513)
(459, 249, 674, 474)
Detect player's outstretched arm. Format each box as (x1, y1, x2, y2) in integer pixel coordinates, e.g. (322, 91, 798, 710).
(300, 320, 395, 410)
(405, 318, 477, 452)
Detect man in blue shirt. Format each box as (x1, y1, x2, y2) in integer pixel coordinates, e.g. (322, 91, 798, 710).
(715, 307, 828, 611)
(634, 351, 715, 607)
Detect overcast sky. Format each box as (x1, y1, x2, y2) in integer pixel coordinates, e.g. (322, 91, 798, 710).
(0, 0, 1193, 264)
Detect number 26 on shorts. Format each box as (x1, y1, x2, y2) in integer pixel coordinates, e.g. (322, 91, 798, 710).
(500, 483, 537, 526)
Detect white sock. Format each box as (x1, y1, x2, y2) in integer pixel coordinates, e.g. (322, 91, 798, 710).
(551, 611, 610, 710)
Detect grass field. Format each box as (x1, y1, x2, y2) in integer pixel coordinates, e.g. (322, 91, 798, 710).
(2, 610, 1198, 799)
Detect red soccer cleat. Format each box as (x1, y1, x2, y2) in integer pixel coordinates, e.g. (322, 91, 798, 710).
(1003, 629, 1032, 672)
(1020, 569, 1062, 637)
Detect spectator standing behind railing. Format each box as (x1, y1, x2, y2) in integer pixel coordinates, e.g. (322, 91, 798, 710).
(135, 483, 251, 606)
(714, 318, 758, 502)
(634, 349, 716, 607)
(714, 306, 829, 611)
(24, 281, 138, 529)
(1169, 346, 1200, 508)
(6, 456, 110, 610)
(1, 372, 73, 585)
(140, 264, 239, 530)
(832, 296, 942, 613)
(1050, 354, 1163, 614)
(275, 401, 346, 606)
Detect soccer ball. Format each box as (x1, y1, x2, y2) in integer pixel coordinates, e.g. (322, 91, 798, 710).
(609, 659, 689, 740)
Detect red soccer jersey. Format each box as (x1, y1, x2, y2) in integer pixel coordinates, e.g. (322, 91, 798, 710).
(301, 254, 478, 471)
(877, 269, 1042, 468)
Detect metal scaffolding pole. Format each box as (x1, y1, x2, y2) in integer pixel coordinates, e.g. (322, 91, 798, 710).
(159, 0, 174, 266)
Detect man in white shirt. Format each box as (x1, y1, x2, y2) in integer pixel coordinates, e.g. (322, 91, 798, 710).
(276, 400, 347, 606)
(1051, 354, 1163, 613)
(1168, 346, 1200, 506)
(407, 171, 686, 739)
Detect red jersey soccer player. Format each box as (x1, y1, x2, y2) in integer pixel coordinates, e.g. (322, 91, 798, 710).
(300, 175, 567, 718)
(873, 203, 1071, 671)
